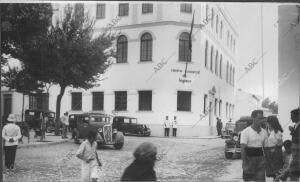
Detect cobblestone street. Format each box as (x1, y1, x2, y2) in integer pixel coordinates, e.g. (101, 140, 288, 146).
(3, 136, 234, 182)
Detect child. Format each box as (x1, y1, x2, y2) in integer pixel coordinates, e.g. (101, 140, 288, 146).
(76, 131, 100, 182)
(276, 140, 292, 181)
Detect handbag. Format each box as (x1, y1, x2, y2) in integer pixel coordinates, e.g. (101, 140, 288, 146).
(95, 152, 102, 167)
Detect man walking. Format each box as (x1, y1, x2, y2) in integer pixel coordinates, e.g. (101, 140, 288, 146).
(241, 110, 268, 181)
(2, 113, 22, 170)
(216, 117, 223, 136)
(286, 108, 300, 181)
(164, 116, 170, 137)
(172, 116, 178, 137)
(61, 112, 69, 139)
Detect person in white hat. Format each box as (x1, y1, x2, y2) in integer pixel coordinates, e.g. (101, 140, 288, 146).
(2, 113, 22, 170)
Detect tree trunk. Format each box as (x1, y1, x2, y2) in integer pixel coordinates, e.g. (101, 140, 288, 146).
(55, 86, 66, 136)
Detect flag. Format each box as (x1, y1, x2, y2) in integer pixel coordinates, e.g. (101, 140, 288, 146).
(189, 11, 195, 52)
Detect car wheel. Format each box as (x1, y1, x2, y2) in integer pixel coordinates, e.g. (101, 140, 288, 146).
(225, 152, 233, 159)
(46, 126, 52, 133)
(114, 142, 124, 149)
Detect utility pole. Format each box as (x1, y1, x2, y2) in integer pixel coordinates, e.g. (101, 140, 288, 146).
(260, 3, 265, 100)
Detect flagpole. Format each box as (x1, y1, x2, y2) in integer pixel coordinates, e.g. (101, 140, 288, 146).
(260, 3, 265, 100)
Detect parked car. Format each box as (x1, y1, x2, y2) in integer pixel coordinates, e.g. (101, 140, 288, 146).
(112, 116, 151, 137)
(224, 116, 252, 159)
(221, 122, 236, 139)
(24, 109, 56, 135)
(74, 112, 124, 149)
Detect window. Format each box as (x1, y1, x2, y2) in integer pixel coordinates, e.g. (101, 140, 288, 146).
(96, 4, 105, 19)
(206, 5, 209, 21)
(211, 9, 214, 29)
(227, 31, 229, 46)
(219, 55, 222, 78)
(115, 91, 127, 111)
(71, 92, 82, 111)
(229, 65, 232, 85)
(179, 32, 191, 62)
(142, 3, 153, 14)
(215, 51, 218, 76)
(216, 15, 219, 34)
(233, 67, 235, 86)
(180, 3, 192, 13)
(177, 91, 192, 111)
(117, 35, 128, 63)
(230, 35, 233, 50)
(92, 92, 104, 111)
(220, 21, 223, 38)
(219, 100, 222, 116)
(210, 45, 214, 72)
(214, 98, 218, 115)
(229, 104, 232, 118)
(205, 41, 208, 68)
(233, 39, 236, 52)
(226, 102, 228, 118)
(138, 91, 152, 111)
(226, 62, 229, 83)
(119, 3, 129, 16)
(140, 33, 153, 62)
(203, 94, 208, 113)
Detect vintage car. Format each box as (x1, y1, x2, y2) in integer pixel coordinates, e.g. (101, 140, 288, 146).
(24, 109, 56, 134)
(224, 116, 253, 159)
(74, 112, 124, 149)
(221, 122, 236, 139)
(112, 116, 151, 137)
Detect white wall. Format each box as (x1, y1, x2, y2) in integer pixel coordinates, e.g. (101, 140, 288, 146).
(278, 5, 300, 140)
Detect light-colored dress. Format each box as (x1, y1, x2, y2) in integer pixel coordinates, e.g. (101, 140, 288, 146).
(76, 140, 99, 182)
(264, 130, 284, 177)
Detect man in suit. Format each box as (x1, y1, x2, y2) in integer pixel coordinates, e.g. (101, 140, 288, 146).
(287, 108, 300, 181)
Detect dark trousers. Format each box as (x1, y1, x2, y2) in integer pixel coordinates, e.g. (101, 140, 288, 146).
(173, 128, 177, 137)
(164, 128, 169, 136)
(4, 145, 17, 169)
(217, 128, 222, 136)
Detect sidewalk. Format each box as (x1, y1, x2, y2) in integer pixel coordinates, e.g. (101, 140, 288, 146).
(18, 132, 71, 149)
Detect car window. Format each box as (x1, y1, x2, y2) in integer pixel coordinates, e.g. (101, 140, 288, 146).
(29, 112, 35, 116)
(124, 118, 130, 123)
(48, 113, 55, 117)
(131, 118, 137, 124)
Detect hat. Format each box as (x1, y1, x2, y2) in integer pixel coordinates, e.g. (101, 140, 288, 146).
(134, 142, 157, 162)
(7, 113, 18, 122)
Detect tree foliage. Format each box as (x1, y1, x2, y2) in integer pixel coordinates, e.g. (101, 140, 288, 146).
(262, 97, 278, 114)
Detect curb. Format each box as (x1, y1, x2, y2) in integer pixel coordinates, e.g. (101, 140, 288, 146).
(18, 139, 70, 149)
(137, 136, 221, 140)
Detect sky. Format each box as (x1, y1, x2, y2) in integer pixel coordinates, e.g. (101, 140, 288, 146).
(224, 3, 279, 100)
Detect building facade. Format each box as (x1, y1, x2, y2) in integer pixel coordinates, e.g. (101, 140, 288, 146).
(278, 5, 300, 140)
(42, 2, 238, 137)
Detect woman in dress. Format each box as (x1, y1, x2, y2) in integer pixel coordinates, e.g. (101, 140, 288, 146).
(76, 130, 100, 182)
(264, 115, 284, 179)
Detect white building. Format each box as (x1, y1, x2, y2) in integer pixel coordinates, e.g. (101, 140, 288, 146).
(278, 5, 300, 139)
(234, 89, 261, 120)
(2, 3, 238, 137)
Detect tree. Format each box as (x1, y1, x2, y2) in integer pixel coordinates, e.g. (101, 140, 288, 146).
(1, 3, 53, 119)
(261, 97, 278, 114)
(1, 3, 53, 59)
(21, 4, 114, 135)
(2, 67, 44, 121)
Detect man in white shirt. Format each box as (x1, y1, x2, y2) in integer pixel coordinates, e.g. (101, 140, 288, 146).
(61, 112, 69, 139)
(164, 116, 170, 137)
(172, 116, 178, 137)
(2, 113, 22, 170)
(241, 110, 268, 182)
